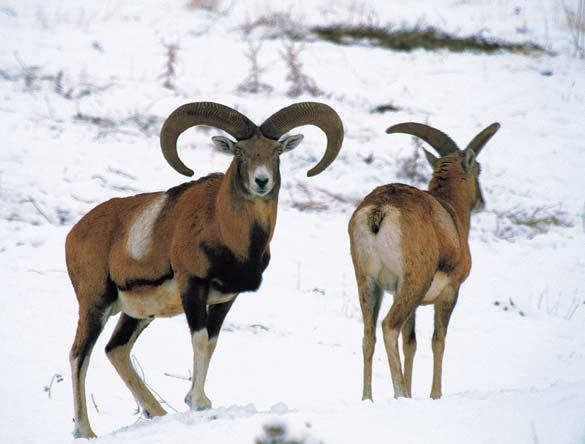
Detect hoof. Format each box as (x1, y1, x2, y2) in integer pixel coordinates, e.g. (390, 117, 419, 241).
(73, 427, 97, 439)
(184, 393, 212, 410)
(143, 410, 153, 419)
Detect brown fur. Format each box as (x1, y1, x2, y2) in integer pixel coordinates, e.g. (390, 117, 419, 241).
(66, 156, 277, 438)
(349, 150, 481, 401)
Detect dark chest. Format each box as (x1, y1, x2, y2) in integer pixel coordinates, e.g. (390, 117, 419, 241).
(201, 222, 271, 293)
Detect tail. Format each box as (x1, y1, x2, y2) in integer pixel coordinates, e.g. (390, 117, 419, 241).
(368, 209, 385, 234)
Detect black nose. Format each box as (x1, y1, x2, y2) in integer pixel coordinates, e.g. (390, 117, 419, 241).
(255, 177, 269, 189)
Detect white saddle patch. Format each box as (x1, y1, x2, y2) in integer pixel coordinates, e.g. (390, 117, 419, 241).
(127, 194, 167, 260)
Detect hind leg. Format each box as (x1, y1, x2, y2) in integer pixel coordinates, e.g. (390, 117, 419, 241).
(105, 314, 166, 418)
(357, 275, 383, 401)
(401, 312, 417, 397)
(70, 305, 111, 438)
(382, 281, 427, 399)
(430, 287, 458, 399)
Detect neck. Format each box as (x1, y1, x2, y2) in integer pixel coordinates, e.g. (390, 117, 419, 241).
(428, 167, 472, 237)
(216, 161, 278, 258)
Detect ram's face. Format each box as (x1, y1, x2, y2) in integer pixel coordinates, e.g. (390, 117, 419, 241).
(234, 136, 281, 197)
(212, 133, 304, 198)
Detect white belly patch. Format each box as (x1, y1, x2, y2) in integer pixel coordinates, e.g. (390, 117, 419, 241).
(118, 278, 182, 319)
(127, 194, 167, 260)
(117, 278, 237, 318)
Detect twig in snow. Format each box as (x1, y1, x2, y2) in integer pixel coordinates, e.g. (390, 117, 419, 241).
(27, 197, 55, 225)
(531, 422, 541, 444)
(107, 166, 137, 180)
(132, 355, 178, 413)
(133, 399, 141, 416)
(90, 393, 100, 413)
(43, 373, 63, 399)
(163, 371, 192, 381)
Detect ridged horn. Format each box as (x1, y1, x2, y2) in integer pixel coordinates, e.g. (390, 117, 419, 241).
(385, 122, 459, 157)
(260, 102, 344, 177)
(465, 122, 500, 156)
(160, 102, 257, 176)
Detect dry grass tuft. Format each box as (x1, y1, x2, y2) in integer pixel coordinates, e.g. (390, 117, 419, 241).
(396, 137, 428, 185)
(312, 24, 543, 54)
(160, 41, 179, 90)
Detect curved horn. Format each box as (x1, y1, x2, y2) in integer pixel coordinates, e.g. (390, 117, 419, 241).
(465, 122, 500, 156)
(160, 102, 257, 176)
(260, 102, 344, 177)
(385, 122, 459, 157)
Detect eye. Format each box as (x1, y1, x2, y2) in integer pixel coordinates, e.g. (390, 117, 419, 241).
(234, 148, 244, 159)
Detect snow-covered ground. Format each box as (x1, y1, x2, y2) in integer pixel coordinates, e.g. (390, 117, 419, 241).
(1, 1, 584, 443)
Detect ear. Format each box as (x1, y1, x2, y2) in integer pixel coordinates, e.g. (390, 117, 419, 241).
(422, 148, 438, 168)
(462, 148, 476, 172)
(280, 134, 304, 153)
(211, 136, 236, 154)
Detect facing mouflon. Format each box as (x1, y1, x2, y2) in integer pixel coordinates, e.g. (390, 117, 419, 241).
(66, 101, 344, 438)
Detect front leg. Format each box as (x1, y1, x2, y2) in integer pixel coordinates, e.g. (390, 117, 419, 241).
(181, 275, 212, 410)
(206, 298, 236, 360)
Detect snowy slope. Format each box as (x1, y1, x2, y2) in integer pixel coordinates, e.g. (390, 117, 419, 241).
(1, 1, 584, 443)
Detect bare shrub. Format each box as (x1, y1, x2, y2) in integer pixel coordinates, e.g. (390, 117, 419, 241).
(237, 42, 272, 94)
(563, 0, 585, 58)
(396, 136, 428, 185)
(281, 41, 322, 98)
(73, 111, 164, 139)
(493, 206, 572, 239)
(160, 41, 179, 90)
(241, 10, 302, 38)
(286, 181, 329, 212)
(536, 289, 584, 320)
(2, 57, 112, 98)
(345, 1, 379, 27)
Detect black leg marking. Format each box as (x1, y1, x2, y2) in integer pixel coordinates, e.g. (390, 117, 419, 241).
(72, 312, 107, 373)
(181, 276, 209, 333)
(105, 314, 150, 353)
(207, 300, 235, 339)
(72, 277, 117, 369)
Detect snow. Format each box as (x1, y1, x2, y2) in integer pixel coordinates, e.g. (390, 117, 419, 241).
(1, 0, 584, 443)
